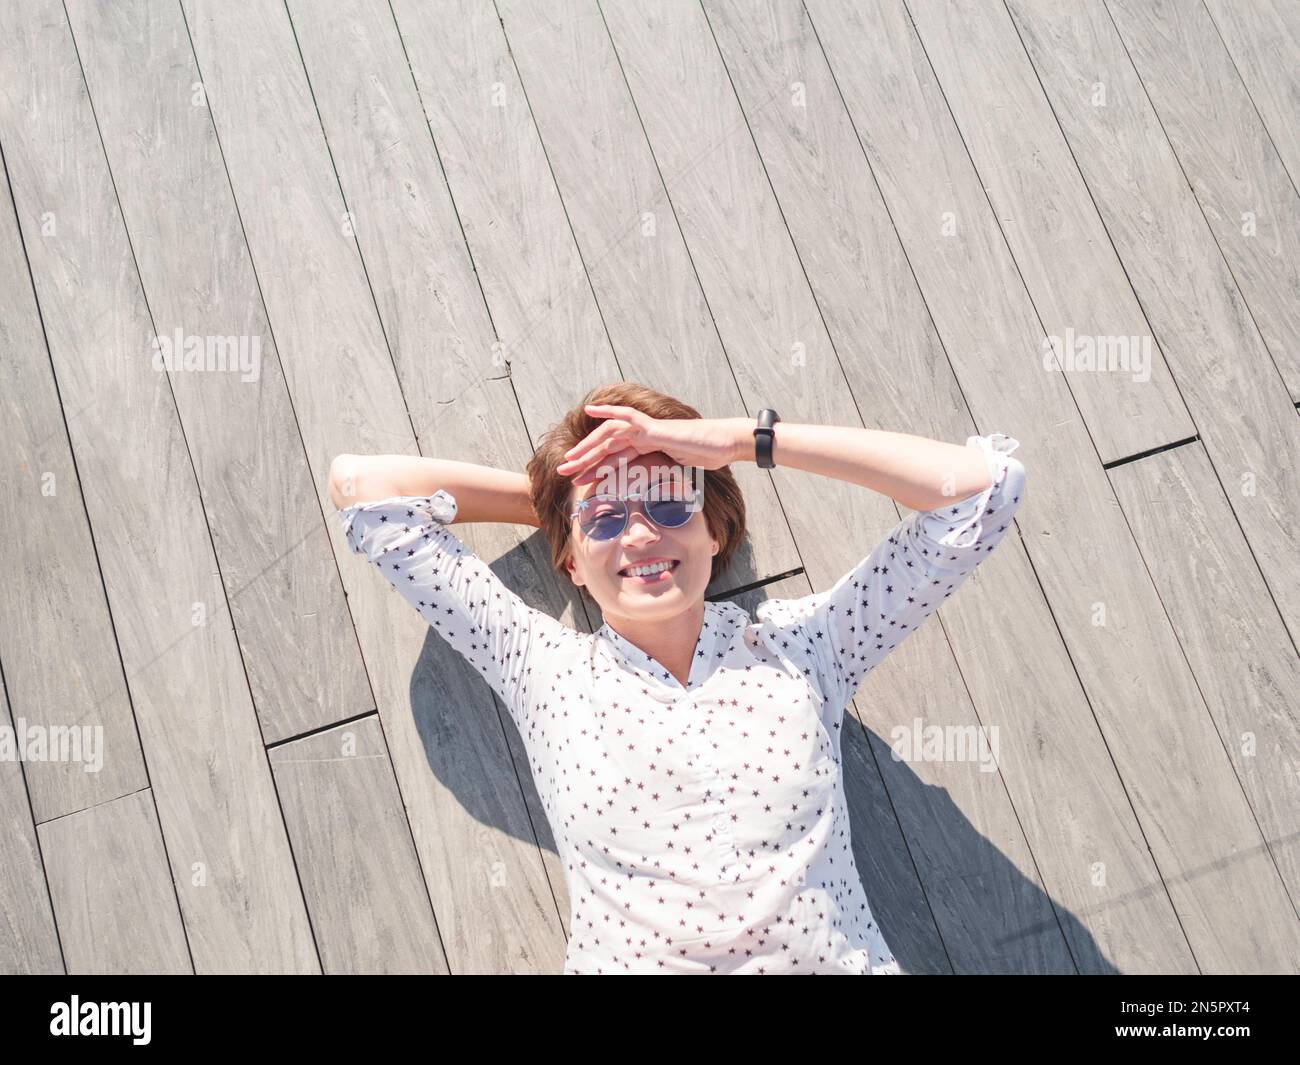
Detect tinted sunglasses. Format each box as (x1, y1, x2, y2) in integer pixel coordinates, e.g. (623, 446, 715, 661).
(567, 484, 703, 542)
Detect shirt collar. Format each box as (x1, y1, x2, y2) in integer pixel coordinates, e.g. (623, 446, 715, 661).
(596, 599, 745, 694)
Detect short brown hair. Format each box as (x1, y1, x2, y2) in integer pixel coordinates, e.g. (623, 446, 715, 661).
(527, 383, 747, 585)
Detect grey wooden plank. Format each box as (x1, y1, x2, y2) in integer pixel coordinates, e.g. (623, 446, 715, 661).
(389, 0, 615, 437)
(905, 0, 1196, 463)
(285, 0, 575, 948)
(806, 0, 1300, 971)
(625, 0, 1078, 972)
(1107, 0, 1300, 404)
(1204, 0, 1300, 196)
(282, 0, 510, 442)
(493, 0, 800, 586)
(0, 124, 147, 823)
(182, 0, 566, 972)
(0, 684, 62, 973)
(38, 788, 190, 974)
(0, 0, 318, 973)
(64, 0, 373, 745)
(1008, 0, 1300, 698)
(1109, 442, 1300, 917)
(268, 717, 447, 973)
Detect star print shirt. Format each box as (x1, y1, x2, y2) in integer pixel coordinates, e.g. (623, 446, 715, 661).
(338, 432, 1026, 974)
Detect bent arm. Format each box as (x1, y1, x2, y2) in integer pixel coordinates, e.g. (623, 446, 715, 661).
(328, 453, 539, 527)
(727, 419, 992, 513)
(757, 432, 1026, 709)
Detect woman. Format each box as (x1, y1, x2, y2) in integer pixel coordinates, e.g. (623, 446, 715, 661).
(328, 382, 1026, 974)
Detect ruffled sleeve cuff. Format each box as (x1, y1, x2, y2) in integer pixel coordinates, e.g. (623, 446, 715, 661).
(339, 488, 460, 561)
(911, 432, 1025, 577)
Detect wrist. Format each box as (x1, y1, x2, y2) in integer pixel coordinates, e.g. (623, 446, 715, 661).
(727, 416, 754, 464)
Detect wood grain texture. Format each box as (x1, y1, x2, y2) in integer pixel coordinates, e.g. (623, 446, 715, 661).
(808, 0, 1299, 972)
(1107, 0, 1300, 403)
(65, 0, 373, 745)
(0, 116, 146, 823)
(183, 0, 566, 971)
(38, 788, 190, 974)
(390, 0, 614, 435)
(1203, 0, 1300, 197)
(0, 0, 318, 973)
(269, 717, 446, 973)
(906, 0, 1197, 461)
(1009, 0, 1300, 691)
(0, 687, 62, 972)
(1109, 442, 1300, 916)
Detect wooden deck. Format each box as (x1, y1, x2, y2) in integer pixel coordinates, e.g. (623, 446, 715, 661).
(1, 0, 1296, 974)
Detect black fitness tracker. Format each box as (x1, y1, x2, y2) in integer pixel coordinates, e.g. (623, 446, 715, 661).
(754, 408, 780, 469)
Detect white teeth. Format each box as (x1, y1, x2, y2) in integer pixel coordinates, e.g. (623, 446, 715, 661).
(624, 560, 674, 577)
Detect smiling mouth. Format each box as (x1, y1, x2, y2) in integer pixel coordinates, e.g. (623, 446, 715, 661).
(619, 559, 680, 581)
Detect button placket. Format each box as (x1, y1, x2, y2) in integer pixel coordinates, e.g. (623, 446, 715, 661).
(688, 702, 743, 883)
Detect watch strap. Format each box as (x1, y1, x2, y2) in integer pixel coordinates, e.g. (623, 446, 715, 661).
(753, 409, 780, 469)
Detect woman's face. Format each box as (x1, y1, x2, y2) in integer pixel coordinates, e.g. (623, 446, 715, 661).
(563, 452, 718, 623)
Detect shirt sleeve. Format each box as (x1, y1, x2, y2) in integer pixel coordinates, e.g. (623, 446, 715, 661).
(755, 432, 1026, 710)
(337, 488, 572, 721)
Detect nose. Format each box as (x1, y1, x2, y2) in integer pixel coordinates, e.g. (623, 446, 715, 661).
(620, 504, 661, 547)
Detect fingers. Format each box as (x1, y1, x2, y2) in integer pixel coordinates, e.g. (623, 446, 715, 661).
(558, 420, 631, 472)
(561, 420, 617, 463)
(561, 436, 631, 482)
(585, 403, 637, 419)
(558, 405, 655, 484)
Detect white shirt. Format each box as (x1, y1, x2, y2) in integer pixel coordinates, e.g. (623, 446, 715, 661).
(340, 432, 1025, 974)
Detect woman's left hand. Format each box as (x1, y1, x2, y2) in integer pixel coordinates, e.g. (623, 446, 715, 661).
(556, 405, 743, 486)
